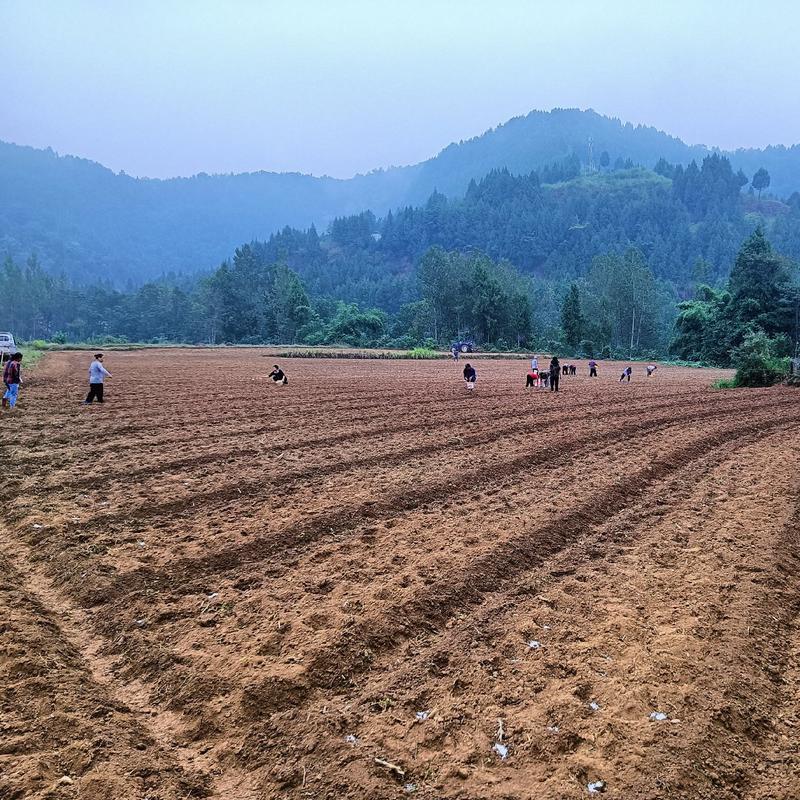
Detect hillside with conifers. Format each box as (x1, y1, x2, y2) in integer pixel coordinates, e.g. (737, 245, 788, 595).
(4, 142, 800, 368)
(4, 107, 800, 284)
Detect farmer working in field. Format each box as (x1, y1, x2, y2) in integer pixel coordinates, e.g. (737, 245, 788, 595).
(549, 356, 560, 392)
(646, 364, 658, 377)
(2, 352, 23, 410)
(526, 365, 538, 388)
(463, 363, 477, 390)
(269, 364, 288, 385)
(620, 366, 632, 383)
(588, 359, 598, 377)
(84, 353, 111, 404)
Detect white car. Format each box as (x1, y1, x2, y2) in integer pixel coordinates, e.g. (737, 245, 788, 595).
(0, 332, 16, 358)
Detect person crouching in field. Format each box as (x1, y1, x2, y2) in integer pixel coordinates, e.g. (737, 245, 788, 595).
(269, 365, 288, 385)
(84, 353, 111, 404)
(646, 364, 658, 377)
(526, 366, 538, 388)
(620, 366, 632, 383)
(463, 363, 477, 391)
(2, 352, 22, 409)
(588, 359, 598, 377)
(549, 357, 560, 392)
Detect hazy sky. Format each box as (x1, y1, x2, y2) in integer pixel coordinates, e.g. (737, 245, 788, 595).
(2, 0, 799, 179)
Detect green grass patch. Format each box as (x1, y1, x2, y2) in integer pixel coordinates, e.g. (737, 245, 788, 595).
(18, 346, 47, 368)
(711, 378, 737, 390)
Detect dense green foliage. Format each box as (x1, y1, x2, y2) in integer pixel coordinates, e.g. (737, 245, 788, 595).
(671, 229, 799, 380)
(4, 147, 800, 361)
(4, 108, 800, 284)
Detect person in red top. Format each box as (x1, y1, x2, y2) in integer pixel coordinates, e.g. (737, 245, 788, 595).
(2, 352, 23, 409)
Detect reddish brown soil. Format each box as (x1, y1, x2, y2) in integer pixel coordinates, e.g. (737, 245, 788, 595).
(2, 349, 800, 799)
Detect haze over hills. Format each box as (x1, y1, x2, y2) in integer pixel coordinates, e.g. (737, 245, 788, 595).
(2, 108, 800, 284)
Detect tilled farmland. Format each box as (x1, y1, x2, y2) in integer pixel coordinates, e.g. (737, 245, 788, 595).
(2, 349, 800, 800)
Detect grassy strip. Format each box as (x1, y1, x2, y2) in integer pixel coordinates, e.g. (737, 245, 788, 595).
(271, 349, 542, 360)
(18, 347, 47, 368)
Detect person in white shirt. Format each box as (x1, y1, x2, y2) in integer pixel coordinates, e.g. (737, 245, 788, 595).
(530, 354, 539, 370)
(84, 353, 111, 404)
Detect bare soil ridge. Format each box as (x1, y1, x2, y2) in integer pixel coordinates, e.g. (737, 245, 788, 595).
(2, 349, 799, 799)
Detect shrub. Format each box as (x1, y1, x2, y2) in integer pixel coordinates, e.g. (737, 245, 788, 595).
(579, 339, 595, 358)
(406, 347, 439, 359)
(30, 339, 49, 350)
(712, 378, 737, 390)
(731, 330, 788, 387)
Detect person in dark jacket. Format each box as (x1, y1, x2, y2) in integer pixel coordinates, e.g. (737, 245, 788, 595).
(2, 352, 22, 409)
(269, 365, 288, 385)
(463, 363, 477, 390)
(588, 359, 598, 377)
(549, 357, 560, 392)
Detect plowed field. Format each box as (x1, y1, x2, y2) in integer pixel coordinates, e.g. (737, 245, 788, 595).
(3, 349, 800, 800)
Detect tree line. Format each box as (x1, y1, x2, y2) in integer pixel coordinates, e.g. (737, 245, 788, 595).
(3, 154, 799, 362)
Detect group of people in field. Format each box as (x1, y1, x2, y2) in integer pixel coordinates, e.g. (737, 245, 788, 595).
(3, 348, 660, 411)
(462, 354, 660, 393)
(2, 351, 112, 412)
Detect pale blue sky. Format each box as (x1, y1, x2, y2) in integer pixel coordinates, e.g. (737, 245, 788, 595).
(2, 0, 799, 178)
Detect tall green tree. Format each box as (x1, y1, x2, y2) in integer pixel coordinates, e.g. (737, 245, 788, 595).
(560, 283, 584, 347)
(752, 167, 771, 199)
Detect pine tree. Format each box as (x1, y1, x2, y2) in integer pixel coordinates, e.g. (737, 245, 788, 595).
(728, 227, 785, 316)
(560, 283, 584, 347)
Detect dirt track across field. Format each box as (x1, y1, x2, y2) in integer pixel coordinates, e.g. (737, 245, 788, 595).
(2, 349, 800, 800)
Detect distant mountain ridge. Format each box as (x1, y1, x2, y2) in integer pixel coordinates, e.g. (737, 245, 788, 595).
(2, 108, 799, 283)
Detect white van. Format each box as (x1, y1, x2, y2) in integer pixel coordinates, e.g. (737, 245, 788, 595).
(0, 332, 16, 359)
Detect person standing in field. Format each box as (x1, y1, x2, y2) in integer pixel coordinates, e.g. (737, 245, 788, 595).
(2, 352, 23, 409)
(463, 362, 477, 391)
(588, 358, 598, 377)
(620, 366, 632, 383)
(84, 353, 111, 404)
(452, 345, 459, 361)
(531, 354, 539, 371)
(549, 356, 560, 392)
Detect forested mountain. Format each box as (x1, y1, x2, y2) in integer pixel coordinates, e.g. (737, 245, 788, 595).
(6, 152, 800, 361)
(3, 108, 800, 284)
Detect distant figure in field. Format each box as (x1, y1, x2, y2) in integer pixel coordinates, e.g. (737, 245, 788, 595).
(562, 363, 569, 376)
(463, 363, 477, 391)
(269, 365, 288, 385)
(539, 370, 549, 389)
(549, 357, 561, 392)
(530, 355, 539, 371)
(2, 352, 23, 410)
(588, 359, 598, 377)
(569, 364, 577, 376)
(620, 366, 632, 383)
(451, 345, 459, 361)
(646, 364, 658, 377)
(84, 353, 111, 404)
(526, 366, 538, 388)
